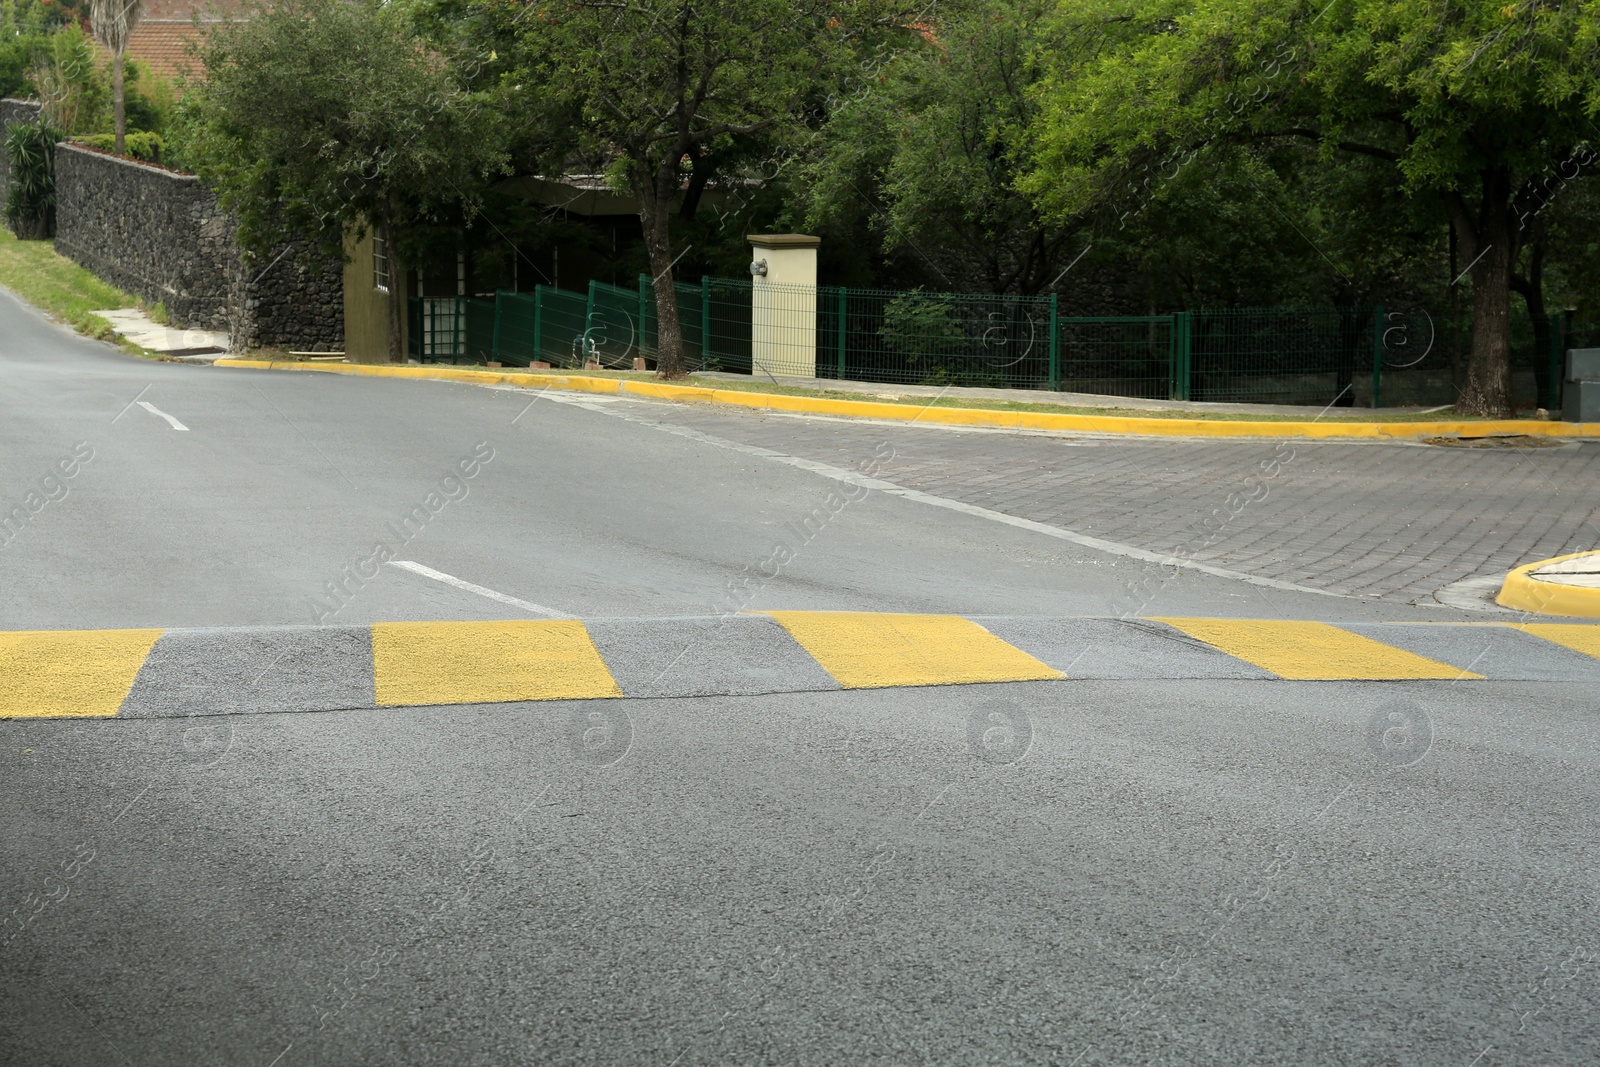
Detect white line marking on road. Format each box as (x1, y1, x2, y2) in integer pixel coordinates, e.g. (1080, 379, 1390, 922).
(136, 401, 189, 431)
(543, 394, 1349, 598)
(112, 384, 152, 423)
(386, 560, 566, 618)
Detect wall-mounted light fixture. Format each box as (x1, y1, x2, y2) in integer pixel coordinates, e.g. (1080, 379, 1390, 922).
(749, 259, 768, 277)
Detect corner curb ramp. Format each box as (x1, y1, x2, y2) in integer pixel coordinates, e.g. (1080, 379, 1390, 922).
(210, 360, 1600, 442)
(1497, 551, 1600, 619)
(4, 614, 1600, 720)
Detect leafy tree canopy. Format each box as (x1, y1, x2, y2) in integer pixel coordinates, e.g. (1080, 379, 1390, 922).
(181, 0, 509, 359)
(1023, 0, 1600, 414)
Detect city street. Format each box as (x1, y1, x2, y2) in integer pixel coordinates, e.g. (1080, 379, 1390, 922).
(4, 285, 1599, 1066)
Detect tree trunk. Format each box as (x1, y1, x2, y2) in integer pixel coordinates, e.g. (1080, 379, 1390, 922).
(639, 165, 688, 379)
(1511, 219, 1551, 409)
(1452, 168, 1516, 418)
(382, 204, 404, 364)
(112, 50, 125, 156)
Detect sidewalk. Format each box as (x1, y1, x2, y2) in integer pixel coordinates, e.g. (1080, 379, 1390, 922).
(697, 370, 1451, 418)
(94, 307, 229, 358)
(215, 358, 1599, 440)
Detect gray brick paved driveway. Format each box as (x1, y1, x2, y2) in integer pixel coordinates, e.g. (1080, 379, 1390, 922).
(604, 400, 1600, 604)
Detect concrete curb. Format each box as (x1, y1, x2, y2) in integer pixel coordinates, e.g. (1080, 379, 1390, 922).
(4, 614, 1600, 720)
(1496, 551, 1600, 619)
(210, 359, 1600, 441)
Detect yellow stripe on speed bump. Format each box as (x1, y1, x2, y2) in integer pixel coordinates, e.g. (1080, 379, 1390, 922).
(1150, 618, 1481, 680)
(760, 611, 1063, 689)
(371, 621, 622, 707)
(1510, 623, 1600, 661)
(0, 628, 164, 718)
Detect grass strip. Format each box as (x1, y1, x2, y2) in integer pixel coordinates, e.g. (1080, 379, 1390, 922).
(0, 227, 141, 346)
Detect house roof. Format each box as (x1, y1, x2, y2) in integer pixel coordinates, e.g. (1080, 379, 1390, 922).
(123, 21, 209, 83)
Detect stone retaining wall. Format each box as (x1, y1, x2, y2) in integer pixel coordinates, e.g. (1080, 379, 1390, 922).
(52, 142, 341, 350)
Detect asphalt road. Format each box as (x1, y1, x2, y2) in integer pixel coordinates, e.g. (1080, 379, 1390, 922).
(3, 288, 1598, 1066)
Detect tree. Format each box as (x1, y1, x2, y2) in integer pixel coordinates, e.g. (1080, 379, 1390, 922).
(1024, 0, 1600, 416)
(88, 0, 140, 156)
(30, 22, 107, 134)
(182, 0, 506, 361)
(3, 117, 60, 238)
(1, 0, 62, 98)
(801, 0, 1093, 295)
(506, 0, 901, 379)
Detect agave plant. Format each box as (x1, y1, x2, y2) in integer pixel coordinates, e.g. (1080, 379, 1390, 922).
(4, 121, 63, 240)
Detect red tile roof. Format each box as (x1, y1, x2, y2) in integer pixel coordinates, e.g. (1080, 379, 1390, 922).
(122, 21, 209, 84)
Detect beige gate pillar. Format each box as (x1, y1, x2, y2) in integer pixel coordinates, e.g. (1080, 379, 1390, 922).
(749, 234, 820, 378)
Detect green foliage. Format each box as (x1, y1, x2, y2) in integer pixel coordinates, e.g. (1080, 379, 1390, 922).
(879, 290, 968, 361)
(29, 22, 106, 134)
(74, 129, 163, 162)
(181, 0, 507, 262)
(3, 117, 60, 238)
(801, 0, 1078, 294)
(1020, 0, 1600, 413)
(0, 0, 61, 97)
(499, 0, 900, 374)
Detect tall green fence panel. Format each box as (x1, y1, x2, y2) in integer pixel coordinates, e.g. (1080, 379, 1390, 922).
(534, 284, 588, 366)
(1185, 306, 1372, 405)
(587, 280, 643, 367)
(471, 278, 1593, 411)
(412, 297, 464, 363)
(1057, 316, 1173, 399)
(463, 298, 495, 364)
(493, 290, 538, 367)
(820, 286, 1058, 388)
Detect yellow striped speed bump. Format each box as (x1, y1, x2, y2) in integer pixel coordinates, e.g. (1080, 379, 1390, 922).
(1508, 623, 1600, 661)
(0, 628, 163, 718)
(371, 620, 622, 706)
(0, 614, 1598, 719)
(1150, 618, 1480, 680)
(760, 611, 1064, 688)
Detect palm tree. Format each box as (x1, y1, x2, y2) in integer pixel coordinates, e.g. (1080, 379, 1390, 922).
(89, 0, 143, 156)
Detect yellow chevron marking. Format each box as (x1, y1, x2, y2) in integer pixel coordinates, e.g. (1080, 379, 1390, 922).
(1149, 618, 1481, 680)
(760, 611, 1063, 689)
(0, 629, 164, 718)
(371, 621, 622, 706)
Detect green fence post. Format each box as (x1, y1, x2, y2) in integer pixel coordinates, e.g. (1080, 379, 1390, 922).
(491, 290, 503, 364)
(1171, 316, 1184, 404)
(1371, 305, 1384, 409)
(533, 286, 543, 362)
(453, 296, 463, 365)
(1171, 312, 1192, 401)
(639, 273, 649, 360)
(701, 276, 712, 367)
(1550, 315, 1564, 412)
(584, 281, 597, 364)
(837, 288, 847, 378)
(1048, 294, 1060, 391)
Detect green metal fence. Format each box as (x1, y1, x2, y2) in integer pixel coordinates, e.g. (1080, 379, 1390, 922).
(413, 283, 1591, 409)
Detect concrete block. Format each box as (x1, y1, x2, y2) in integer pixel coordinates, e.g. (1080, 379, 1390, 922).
(1563, 378, 1600, 423)
(1567, 348, 1600, 382)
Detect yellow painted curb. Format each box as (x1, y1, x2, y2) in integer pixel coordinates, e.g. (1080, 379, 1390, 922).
(0, 628, 164, 717)
(211, 359, 1600, 441)
(371, 620, 623, 706)
(1150, 618, 1482, 680)
(760, 610, 1064, 688)
(1495, 551, 1600, 619)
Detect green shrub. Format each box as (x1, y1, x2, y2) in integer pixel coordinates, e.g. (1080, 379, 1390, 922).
(74, 131, 165, 163)
(3, 119, 61, 239)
